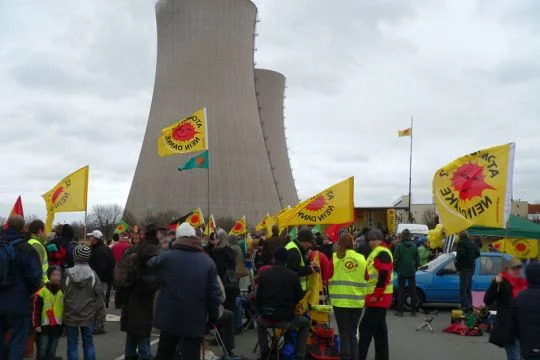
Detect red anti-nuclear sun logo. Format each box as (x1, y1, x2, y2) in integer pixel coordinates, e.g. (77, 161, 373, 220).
(190, 214, 200, 224)
(514, 241, 527, 254)
(196, 156, 205, 166)
(172, 122, 199, 142)
(51, 186, 65, 204)
(234, 222, 244, 231)
(451, 163, 495, 201)
(306, 195, 326, 212)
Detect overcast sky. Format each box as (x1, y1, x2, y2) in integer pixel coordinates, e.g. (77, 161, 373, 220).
(1, 0, 539, 222)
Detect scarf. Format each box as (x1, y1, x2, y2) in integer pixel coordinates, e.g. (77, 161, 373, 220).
(501, 272, 528, 298)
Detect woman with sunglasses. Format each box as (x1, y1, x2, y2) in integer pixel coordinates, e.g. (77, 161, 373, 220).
(484, 257, 528, 360)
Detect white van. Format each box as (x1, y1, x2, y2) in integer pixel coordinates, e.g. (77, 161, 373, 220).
(395, 223, 429, 239)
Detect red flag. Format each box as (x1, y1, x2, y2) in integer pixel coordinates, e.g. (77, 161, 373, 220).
(4, 196, 24, 229)
(325, 212, 356, 243)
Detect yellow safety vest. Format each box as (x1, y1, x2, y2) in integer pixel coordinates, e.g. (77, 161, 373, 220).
(28, 238, 48, 284)
(285, 241, 307, 291)
(366, 246, 394, 297)
(329, 250, 367, 308)
(37, 287, 64, 326)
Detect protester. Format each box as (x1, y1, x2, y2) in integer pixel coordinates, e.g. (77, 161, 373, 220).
(285, 228, 316, 291)
(309, 245, 333, 286)
(355, 228, 372, 258)
(484, 258, 527, 360)
(455, 230, 480, 313)
(25, 220, 49, 286)
(112, 233, 132, 263)
(131, 232, 141, 246)
(87, 229, 115, 332)
(32, 266, 64, 360)
(229, 234, 249, 335)
(63, 244, 105, 360)
(256, 247, 309, 360)
(417, 238, 430, 266)
(358, 230, 393, 360)
(110, 233, 119, 248)
(46, 224, 77, 269)
(214, 274, 238, 358)
(512, 262, 540, 360)
(148, 223, 221, 359)
(120, 231, 160, 360)
(253, 239, 266, 272)
(319, 234, 334, 261)
(262, 225, 284, 265)
(209, 230, 239, 314)
(329, 233, 367, 360)
(394, 229, 420, 316)
(0, 216, 42, 360)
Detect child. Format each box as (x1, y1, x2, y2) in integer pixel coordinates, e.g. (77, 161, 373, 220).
(63, 245, 105, 360)
(32, 266, 64, 360)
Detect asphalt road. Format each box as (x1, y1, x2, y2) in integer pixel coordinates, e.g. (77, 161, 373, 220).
(54, 307, 505, 360)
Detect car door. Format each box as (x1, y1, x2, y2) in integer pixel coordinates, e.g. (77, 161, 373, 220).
(431, 258, 460, 303)
(473, 255, 504, 292)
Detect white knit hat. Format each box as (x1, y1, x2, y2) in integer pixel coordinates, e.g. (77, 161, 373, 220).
(176, 222, 196, 238)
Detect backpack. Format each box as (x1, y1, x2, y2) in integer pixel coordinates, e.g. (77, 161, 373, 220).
(46, 241, 68, 268)
(114, 248, 139, 289)
(0, 239, 25, 288)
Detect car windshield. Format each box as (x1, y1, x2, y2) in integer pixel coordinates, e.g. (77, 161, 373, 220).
(419, 253, 454, 272)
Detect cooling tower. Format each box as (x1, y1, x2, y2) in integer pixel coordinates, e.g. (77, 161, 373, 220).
(125, 0, 282, 223)
(255, 69, 298, 208)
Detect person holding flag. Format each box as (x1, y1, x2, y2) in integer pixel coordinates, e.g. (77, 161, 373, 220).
(285, 228, 317, 292)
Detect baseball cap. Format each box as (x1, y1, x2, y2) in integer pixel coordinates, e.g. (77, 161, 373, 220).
(176, 222, 196, 238)
(87, 230, 103, 240)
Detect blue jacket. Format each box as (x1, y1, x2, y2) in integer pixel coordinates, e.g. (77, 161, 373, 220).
(148, 238, 221, 338)
(0, 229, 43, 316)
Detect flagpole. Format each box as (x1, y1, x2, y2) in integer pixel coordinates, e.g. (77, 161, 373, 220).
(83, 210, 87, 241)
(408, 116, 414, 222)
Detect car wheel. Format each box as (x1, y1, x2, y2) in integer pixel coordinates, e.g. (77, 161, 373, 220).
(403, 288, 423, 312)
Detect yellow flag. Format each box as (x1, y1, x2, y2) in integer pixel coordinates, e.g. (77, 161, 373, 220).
(492, 238, 538, 259)
(281, 177, 355, 227)
(433, 143, 515, 235)
(229, 216, 247, 236)
(157, 108, 208, 157)
(187, 208, 205, 228)
(387, 209, 396, 234)
(42, 166, 89, 233)
(203, 214, 217, 236)
(270, 207, 290, 233)
(398, 128, 412, 137)
(255, 213, 270, 233)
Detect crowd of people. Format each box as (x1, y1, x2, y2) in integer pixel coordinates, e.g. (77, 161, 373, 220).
(1, 214, 539, 360)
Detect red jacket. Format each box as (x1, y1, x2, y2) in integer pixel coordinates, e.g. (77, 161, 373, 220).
(364, 246, 393, 309)
(112, 241, 132, 263)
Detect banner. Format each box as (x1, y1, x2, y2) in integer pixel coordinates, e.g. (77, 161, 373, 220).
(281, 177, 354, 227)
(178, 150, 209, 171)
(187, 208, 205, 228)
(229, 216, 247, 236)
(492, 238, 538, 259)
(387, 209, 396, 234)
(433, 143, 515, 235)
(157, 108, 208, 157)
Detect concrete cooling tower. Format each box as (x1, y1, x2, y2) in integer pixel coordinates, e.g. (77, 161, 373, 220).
(125, 0, 289, 224)
(255, 69, 299, 208)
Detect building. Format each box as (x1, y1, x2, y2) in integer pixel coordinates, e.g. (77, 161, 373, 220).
(125, 0, 297, 224)
(511, 200, 529, 218)
(255, 69, 298, 208)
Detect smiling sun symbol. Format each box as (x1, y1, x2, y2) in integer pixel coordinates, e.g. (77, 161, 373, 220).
(306, 195, 326, 212)
(172, 123, 199, 142)
(451, 162, 495, 201)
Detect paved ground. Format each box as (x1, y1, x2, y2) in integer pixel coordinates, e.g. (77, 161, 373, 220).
(54, 306, 504, 360)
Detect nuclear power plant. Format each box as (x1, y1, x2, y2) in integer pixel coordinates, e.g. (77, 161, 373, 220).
(125, 0, 298, 224)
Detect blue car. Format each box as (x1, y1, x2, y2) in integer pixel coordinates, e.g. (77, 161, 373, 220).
(394, 252, 511, 310)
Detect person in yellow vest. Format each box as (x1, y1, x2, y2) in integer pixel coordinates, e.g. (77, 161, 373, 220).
(285, 229, 317, 291)
(32, 266, 64, 360)
(358, 230, 394, 360)
(329, 233, 367, 360)
(27, 220, 49, 285)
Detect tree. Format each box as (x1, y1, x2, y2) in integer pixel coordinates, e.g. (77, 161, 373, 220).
(422, 208, 438, 229)
(87, 204, 123, 241)
(70, 221, 86, 241)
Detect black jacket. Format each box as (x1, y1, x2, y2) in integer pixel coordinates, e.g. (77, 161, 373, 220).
(209, 247, 236, 284)
(256, 265, 303, 322)
(513, 263, 540, 358)
(286, 240, 312, 278)
(484, 278, 515, 347)
(455, 236, 480, 271)
(262, 235, 285, 265)
(89, 241, 115, 284)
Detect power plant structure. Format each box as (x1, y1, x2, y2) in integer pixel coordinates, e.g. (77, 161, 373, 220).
(125, 0, 298, 224)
